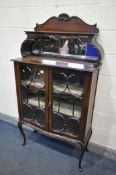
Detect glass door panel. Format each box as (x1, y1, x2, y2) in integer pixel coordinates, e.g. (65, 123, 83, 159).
(52, 70, 84, 137)
(20, 65, 46, 128)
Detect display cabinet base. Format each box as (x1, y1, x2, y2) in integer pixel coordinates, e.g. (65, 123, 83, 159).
(18, 120, 92, 172)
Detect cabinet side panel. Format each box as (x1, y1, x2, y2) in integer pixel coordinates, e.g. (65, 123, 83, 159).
(79, 72, 92, 140)
(14, 62, 23, 120)
(85, 70, 99, 137)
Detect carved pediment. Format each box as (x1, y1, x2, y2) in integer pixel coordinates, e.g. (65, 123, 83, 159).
(34, 13, 99, 34)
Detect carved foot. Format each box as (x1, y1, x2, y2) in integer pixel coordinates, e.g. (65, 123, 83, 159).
(33, 130, 37, 133)
(79, 166, 83, 172)
(85, 146, 89, 152)
(18, 122, 27, 145)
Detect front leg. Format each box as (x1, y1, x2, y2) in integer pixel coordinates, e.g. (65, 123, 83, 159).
(18, 121, 27, 145)
(78, 143, 86, 172)
(85, 130, 92, 152)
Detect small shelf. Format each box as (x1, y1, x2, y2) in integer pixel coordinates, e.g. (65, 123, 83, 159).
(21, 80, 45, 89)
(53, 92, 82, 103)
(53, 109, 81, 119)
(23, 94, 45, 109)
(53, 83, 83, 96)
(53, 97, 81, 118)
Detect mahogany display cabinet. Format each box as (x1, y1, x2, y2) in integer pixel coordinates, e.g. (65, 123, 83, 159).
(12, 14, 103, 172)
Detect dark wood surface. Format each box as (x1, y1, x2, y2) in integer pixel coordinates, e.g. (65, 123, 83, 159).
(12, 56, 99, 72)
(34, 13, 99, 34)
(85, 70, 99, 138)
(14, 62, 23, 121)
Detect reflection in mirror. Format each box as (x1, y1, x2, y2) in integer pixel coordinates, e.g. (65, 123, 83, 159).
(53, 72, 67, 93)
(21, 66, 32, 85)
(30, 69, 45, 89)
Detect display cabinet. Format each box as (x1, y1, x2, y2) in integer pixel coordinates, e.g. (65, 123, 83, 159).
(12, 14, 102, 172)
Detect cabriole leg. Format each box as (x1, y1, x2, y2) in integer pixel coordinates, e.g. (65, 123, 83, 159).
(78, 144, 86, 172)
(85, 141, 89, 152)
(86, 130, 92, 152)
(18, 121, 27, 145)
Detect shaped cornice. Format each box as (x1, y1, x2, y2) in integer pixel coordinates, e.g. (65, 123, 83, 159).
(34, 13, 99, 34)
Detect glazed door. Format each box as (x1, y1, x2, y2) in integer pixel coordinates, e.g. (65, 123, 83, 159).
(50, 68, 84, 139)
(20, 64, 49, 130)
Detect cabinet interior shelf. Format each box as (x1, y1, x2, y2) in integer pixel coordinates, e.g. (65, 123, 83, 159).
(23, 95, 81, 119)
(21, 83, 83, 102)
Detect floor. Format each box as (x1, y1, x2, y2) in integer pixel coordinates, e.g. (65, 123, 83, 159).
(0, 119, 116, 175)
